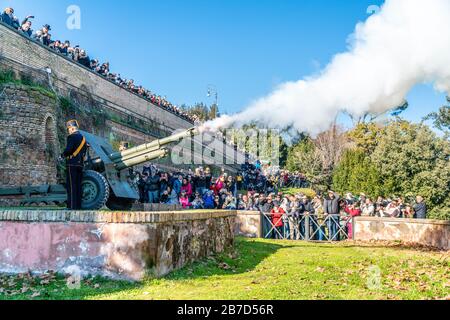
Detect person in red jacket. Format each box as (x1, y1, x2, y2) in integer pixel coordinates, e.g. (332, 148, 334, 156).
(214, 176, 225, 194)
(344, 202, 362, 240)
(180, 178, 193, 199)
(270, 201, 286, 239)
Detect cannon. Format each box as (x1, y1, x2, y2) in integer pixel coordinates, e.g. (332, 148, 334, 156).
(0, 127, 199, 210)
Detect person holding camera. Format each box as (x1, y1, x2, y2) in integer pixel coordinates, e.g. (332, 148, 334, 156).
(33, 24, 52, 46)
(76, 49, 91, 68)
(19, 16, 34, 37)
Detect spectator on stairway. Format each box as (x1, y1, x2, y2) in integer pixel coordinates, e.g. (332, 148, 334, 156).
(159, 173, 169, 196)
(146, 170, 161, 204)
(181, 178, 193, 199)
(159, 188, 170, 204)
(191, 192, 204, 209)
(203, 191, 215, 209)
(179, 191, 192, 209)
(167, 187, 179, 205)
(173, 175, 183, 196)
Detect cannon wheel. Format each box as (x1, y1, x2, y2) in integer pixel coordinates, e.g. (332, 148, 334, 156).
(106, 192, 135, 211)
(81, 170, 110, 210)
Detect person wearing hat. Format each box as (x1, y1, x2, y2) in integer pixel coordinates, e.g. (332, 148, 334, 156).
(60, 120, 87, 210)
(323, 190, 341, 241)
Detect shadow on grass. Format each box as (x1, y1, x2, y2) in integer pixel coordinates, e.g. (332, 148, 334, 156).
(2, 238, 285, 300)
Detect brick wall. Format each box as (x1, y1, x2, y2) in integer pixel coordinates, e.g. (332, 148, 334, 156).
(0, 84, 59, 188)
(0, 23, 193, 133)
(0, 23, 243, 191)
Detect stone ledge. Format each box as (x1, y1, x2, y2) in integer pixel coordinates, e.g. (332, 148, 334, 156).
(0, 210, 237, 224)
(236, 211, 261, 216)
(354, 216, 450, 226)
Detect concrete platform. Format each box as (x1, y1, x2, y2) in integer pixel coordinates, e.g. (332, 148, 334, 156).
(0, 210, 236, 281)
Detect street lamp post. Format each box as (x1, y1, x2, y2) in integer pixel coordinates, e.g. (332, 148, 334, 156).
(207, 85, 220, 118)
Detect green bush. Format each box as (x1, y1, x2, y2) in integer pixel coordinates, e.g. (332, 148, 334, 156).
(332, 149, 382, 198)
(428, 202, 450, 221)
(0, 70, 17, 84)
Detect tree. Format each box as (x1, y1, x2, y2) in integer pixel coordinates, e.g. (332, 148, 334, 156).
(287, 138, 325, 187)
(423, 103, 450, 134)
(332, 149, 382, 197)
(370, 120, 450, 209)
(347, 122, 383, 154)
(181, 103, 220, 122)
(286, 125, 349, 190)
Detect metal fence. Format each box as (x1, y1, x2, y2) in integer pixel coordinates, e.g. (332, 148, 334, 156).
(261, 213, 355, 242)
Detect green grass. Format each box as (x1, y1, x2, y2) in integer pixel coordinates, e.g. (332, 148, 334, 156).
(0, 238, 448, 300)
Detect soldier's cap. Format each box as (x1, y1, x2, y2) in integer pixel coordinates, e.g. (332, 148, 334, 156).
(66, 120, 79, 129)
(43, 24, 51, 30)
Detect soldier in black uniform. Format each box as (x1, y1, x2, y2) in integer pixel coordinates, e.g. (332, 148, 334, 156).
(60, 120, 87, 210)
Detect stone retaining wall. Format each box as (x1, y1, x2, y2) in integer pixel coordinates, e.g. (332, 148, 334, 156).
(235, 211, 262, 238)
(354, 217, 450, 250)
(0, 84, 59, 188)
(0, 210, 236, 281)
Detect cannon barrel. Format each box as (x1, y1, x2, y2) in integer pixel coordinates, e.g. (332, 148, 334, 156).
(114, 149, 169, 171)
(110, 127, 199, 170)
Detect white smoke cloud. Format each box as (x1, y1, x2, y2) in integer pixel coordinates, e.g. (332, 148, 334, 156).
(202, 0, 450, 135)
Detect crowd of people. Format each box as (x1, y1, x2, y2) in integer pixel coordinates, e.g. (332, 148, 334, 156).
(133, 160, 312, 210)
(135, 165, 239, 210)
(249, 191, 428, 241)
(0, 7, 199, 123)
(133, 159, 428, 242)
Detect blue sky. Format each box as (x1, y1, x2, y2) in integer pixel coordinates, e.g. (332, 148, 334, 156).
(3, 0, 447, 127)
